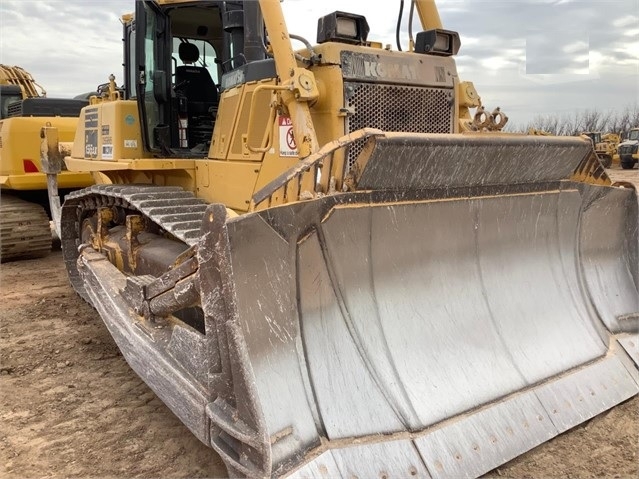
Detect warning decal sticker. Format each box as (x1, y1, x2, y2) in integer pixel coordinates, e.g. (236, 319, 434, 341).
(279, 116, 298, 157)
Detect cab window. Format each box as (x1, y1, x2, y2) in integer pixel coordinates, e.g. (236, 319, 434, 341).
(172, 38, 219, 85)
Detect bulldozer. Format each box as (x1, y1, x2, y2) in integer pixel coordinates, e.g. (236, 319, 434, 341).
(42, 0, 638, 477)
(526, 127, 552, 136)
(0, 65, 92, 261)
(602, 132, 621, 166)
(580, 131, 615, 168)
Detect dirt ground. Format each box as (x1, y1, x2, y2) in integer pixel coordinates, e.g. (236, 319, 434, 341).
(0, 252, 227, 478)
(1, 167, 638, 478)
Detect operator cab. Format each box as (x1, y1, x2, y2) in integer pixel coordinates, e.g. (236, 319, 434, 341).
(582, 132, 602, 146)
(126, 1, 267, 158)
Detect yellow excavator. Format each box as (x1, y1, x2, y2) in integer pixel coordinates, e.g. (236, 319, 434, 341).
(43, 0, 638, 477)
(0, 65, 92, 261)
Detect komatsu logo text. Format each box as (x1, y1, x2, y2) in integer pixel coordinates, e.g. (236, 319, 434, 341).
(363, 61, 417, 81)
(340, 51, 438, 86)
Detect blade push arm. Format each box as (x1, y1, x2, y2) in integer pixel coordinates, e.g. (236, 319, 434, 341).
(259, 0, 320, 158)
(414, 0, 443, 30)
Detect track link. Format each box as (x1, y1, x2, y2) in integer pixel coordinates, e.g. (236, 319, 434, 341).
(0, 194, 52, 263)
(61, 185, 208, 301)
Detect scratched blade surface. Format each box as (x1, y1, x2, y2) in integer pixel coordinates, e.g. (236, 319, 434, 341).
(287, 440, 432, 479)
(295, 191, 606, 439)
(578, 186, 639, 334)
(618, 335, 639, 367)
(281, 352, 637, 479)
(223, 137, 638, 475)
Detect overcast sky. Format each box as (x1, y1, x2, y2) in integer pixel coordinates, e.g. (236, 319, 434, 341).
(0, 0, 637, 125)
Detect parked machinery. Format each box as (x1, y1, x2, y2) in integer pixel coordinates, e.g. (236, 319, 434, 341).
(581, 131, 615, 168)
(0, 65, 91, 261)
(619, 128, 639, 169)
(601, 132, 621, 165)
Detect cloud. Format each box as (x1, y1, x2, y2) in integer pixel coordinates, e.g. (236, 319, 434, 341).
(563, 41, 589, 54)
(439, 0, 638, 122)
(0, 0, 132, 97)
(613, 15, 639, 28)
(0, 0, 636, 126)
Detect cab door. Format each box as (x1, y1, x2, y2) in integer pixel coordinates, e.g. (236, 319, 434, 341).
(135, 0, 172, 154)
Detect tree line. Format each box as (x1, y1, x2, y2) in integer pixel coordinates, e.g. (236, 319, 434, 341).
(508, 103, 639, 136)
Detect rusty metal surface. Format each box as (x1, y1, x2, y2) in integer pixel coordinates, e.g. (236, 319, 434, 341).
(59, 184, 209, 301)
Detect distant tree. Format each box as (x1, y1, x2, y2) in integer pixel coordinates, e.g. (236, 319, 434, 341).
(508, 103, 639, 136)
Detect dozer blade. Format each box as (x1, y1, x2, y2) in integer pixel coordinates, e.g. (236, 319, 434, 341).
(69, 134, 638, 478)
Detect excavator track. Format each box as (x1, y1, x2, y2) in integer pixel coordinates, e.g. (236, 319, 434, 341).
(0, 193, 52, 262)
(60, 184, 208, 301)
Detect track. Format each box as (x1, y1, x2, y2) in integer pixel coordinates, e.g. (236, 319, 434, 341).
(0, 193, 52, 262)
(60, 184, 208, 300)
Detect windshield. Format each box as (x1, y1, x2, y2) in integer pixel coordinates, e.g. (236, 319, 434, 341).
(628, 130, 639, 141)
(582, 132, 600, 144)
(172, 38, 219, 85)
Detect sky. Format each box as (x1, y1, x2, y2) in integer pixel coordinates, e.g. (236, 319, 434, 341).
(0, 0, 637, 126)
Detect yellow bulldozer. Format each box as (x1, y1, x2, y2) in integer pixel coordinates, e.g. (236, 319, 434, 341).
(580, 131, 616, 168)
(527, 127, 552, 136)
(602, 132, 621, 165)
(0, 65, 92, 261)
(42, 0, 638, 477)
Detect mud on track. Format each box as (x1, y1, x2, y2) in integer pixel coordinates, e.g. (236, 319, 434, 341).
(1, 215, 637, 478)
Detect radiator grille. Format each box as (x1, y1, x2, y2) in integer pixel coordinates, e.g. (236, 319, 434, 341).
(345, 82, 454, 168)
(7, 102, 22, 118)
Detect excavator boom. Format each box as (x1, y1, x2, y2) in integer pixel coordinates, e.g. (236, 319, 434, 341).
(0, 64, 46, 98)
